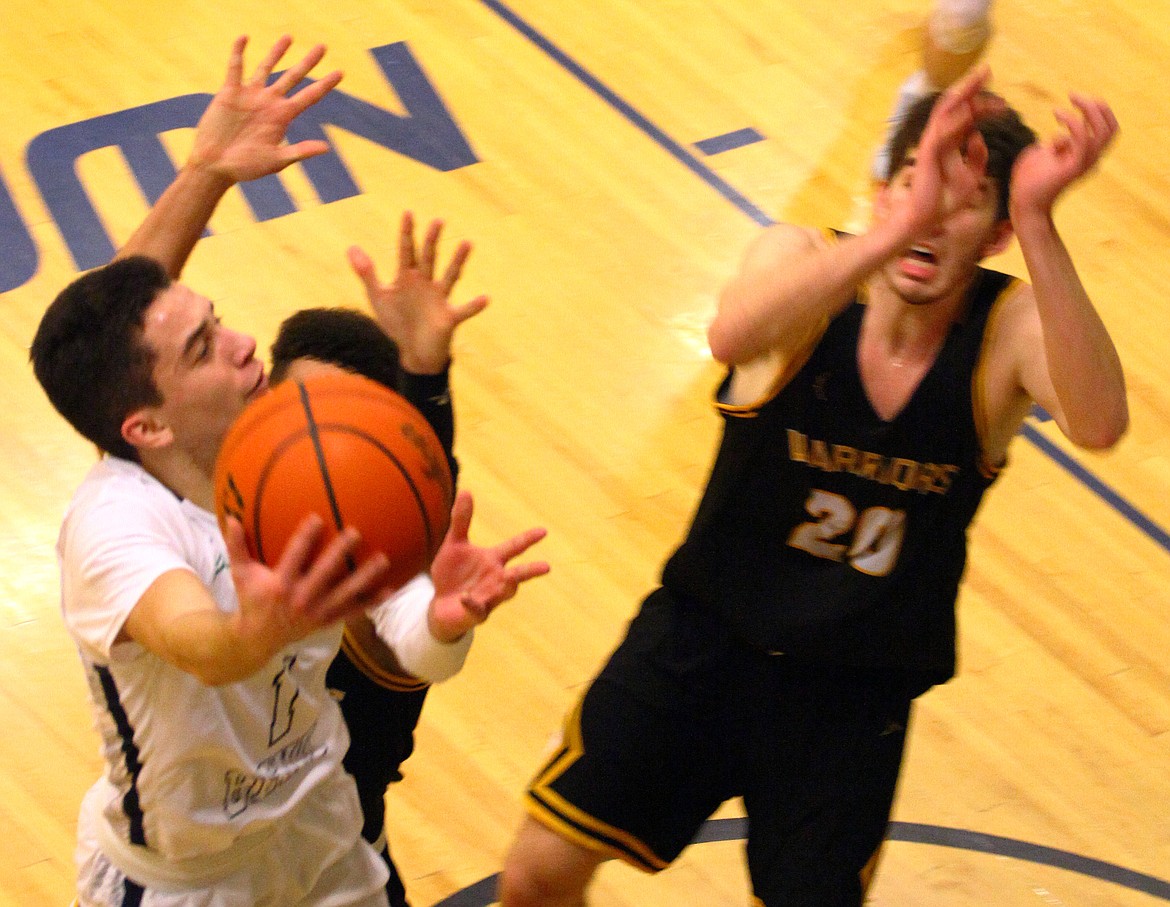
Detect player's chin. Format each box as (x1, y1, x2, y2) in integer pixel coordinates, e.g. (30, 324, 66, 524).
(889, 276, 937, 305)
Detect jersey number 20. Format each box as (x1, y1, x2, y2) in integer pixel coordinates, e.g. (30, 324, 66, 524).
(788, 489, 905, 576)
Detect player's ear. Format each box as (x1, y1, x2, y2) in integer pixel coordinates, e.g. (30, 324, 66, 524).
(980, 219, 1014, 259)
(122, 406, 174, 451)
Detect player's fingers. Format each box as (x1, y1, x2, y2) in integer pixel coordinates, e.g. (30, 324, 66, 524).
(279, 140, 332, 167)
(1053, 108, 1087, 145)
(965, 131, 989, 177)
(224, 35, 248, 87)
(250, 35, 292, 85)
(460, 592, 494, 619)
(347, 245, 380, 294)
(439, 241, 472, 294)
(317, 552, 393, 623)
(936, 64, 990, 124)
(509, 561, 552, 586)
(222, 516, 252, 565)
(1052, 109, 1090, 167)
(1071, 94, 1118, 156)
(419, 219, 443, 279)
(495, 526, 548, 563)
(451, 295, 490, 327)
(1099, 101, 1120, 139)
(286, 69, 342, 112)
(296, 526, 363, 607)
(274, 513, 326, 579)
(398, 211, 417, 271)
(446, 491, 474, 543)
(465, 560, 550, 613)
(271, 43, 325, 94)
(954, 63, 991, 96)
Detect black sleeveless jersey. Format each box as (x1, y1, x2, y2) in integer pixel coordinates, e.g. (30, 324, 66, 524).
(661, 263, 1021, 683)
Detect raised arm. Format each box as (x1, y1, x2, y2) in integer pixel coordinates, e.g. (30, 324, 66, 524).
(348, 211, 489, 374)
(348, 211, 490, 479)
(1009, 94, 1127, 449)
(709, 67, 1001, 367)
(116, 35, 342, 277)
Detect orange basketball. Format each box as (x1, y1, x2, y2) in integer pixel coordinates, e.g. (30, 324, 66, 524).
(214, 371, 453, 590)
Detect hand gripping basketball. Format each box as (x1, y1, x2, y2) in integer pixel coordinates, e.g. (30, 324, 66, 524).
(215, 371, 454, 591)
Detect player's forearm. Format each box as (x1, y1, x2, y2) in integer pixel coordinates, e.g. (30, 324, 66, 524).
(369, 576, 473, 682)
(398, 367, 458, 482)
(1016, 208, 1128, 448)
(709, 224, 909, 365)
(152, 607, 281, 686)
(115, 162, 234, 278)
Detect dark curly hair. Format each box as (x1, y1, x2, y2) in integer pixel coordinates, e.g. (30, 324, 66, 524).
(270, 307, 401, 391)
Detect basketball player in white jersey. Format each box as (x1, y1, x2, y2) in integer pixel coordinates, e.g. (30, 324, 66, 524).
(32, 36, 548, 907)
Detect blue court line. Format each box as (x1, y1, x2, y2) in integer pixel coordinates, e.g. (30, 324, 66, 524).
(1020, 423, 1170, 554)
(478, 0, 772, 226)
(478, 0, 1169, 558)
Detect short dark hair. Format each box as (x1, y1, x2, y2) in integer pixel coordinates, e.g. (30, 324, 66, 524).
(885, 91, 1037, 219)
(30, 256, 170, 461)
(269, 307, 401, 391)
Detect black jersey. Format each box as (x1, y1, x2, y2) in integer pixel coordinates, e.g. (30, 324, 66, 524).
(328, 365, 457, 860)
(662, 263, 1021, 683)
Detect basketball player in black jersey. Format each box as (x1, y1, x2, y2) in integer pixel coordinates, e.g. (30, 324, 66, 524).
(268, 211, 487, 907)
(500, 67, 1126, 907)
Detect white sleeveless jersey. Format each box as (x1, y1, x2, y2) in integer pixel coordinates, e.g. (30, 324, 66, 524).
(58, 457, 353, 875)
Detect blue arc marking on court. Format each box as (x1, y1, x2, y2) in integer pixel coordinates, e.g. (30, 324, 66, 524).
(431, 817, 1170, 905)
(465, 2, 1170, 903)
(430, 819, 1170, 903)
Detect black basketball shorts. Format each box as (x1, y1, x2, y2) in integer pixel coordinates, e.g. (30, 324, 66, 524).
(524, 587, 913, 906)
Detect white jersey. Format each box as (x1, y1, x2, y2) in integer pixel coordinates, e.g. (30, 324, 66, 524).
(59, 457, 356, 885)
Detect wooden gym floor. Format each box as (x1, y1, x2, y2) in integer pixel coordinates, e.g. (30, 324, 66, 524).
(0, 1, 1167, 904)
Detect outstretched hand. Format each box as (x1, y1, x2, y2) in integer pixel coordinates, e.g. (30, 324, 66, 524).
(189, 35, 343, 183)
(895, 65, 1003, 236)
(348, 211, 490, 374)
(427, 491, 550, 642)
(223, 513, 394, 659)
(1009, 94, 1118, 219)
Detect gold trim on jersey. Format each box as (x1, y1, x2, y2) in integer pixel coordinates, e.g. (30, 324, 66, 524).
(971, 276, 1026, 478)
(717, 229, 847, 417)
(525, 696, 669, 873)
(717, 316, 830, 417)
(339, 626, 429, 693)
(860, 842, 883, 892)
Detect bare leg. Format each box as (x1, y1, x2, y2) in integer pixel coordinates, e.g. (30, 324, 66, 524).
(498, 817, 610, 907)
(924, 0, 993, 87)
(872, 0, 994, 180)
